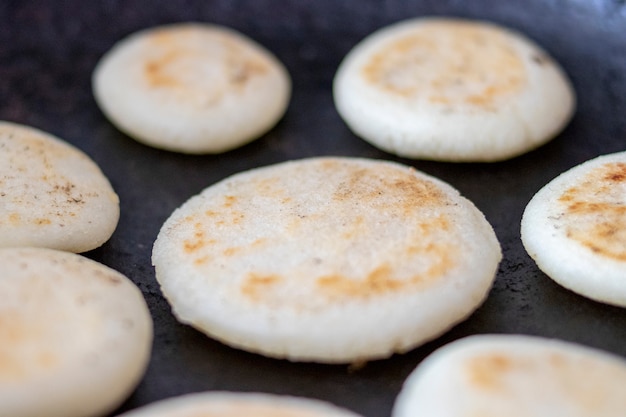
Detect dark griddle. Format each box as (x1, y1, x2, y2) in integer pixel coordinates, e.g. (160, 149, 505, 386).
(1, 1, 625, 416)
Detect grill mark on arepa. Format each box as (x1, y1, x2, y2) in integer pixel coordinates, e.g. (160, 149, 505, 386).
(361, 21, 526, 110)
(557, 162, 626, 261)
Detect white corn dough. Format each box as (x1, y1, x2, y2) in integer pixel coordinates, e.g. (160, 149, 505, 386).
(116, 391, 363, 417)
(0, 247, 153, 417)
(93, 23, 291, 154)
(521, 151, 626, 307)
(0, 121, 120, 252)
(393, 334, 626, 417)
(333, 17, 575, 162)
(152, 157, 501, 363)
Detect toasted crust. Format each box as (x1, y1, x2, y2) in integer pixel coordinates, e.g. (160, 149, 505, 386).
(555, 161, 626, 262)
(521, 151, 626, 307)
(360, 20, 527, 107)
(93, 23, 291, 153)
(0, 247, 152, 417)
(333, 17, 575, 162)
(152, 157, 501, 362)
(393, 335, 626, 417)
(116, 392, 363, 417)
(0, 122, 120, 252)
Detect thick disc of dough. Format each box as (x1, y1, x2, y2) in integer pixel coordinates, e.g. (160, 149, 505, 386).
(393, 334, 626, 417)
(333, 18, 575, 162)
(0, 247, 153, 417)
(93, 23, 291, 154)
(521, 151, 626, 307)
(0, 122, 120, 252)
(116, 392, 363, 417)
(152, 157, 501, 363)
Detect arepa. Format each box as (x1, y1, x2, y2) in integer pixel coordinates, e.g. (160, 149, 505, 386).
(0, 121, 119, 252)
(521, 151, 626, 307)
(333, 17, 575, 162)
(152, 157, 501, 363)
(0, 247, 153, 417)
(115, 391, 364, 417)
(93, 23, 291, 154)
(392, 334, 626, 417)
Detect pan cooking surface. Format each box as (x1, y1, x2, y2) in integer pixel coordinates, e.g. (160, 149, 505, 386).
(1, 1, 625, 416)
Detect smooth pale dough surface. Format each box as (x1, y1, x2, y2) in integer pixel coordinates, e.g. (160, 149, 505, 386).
(152, 157, 501, 363)
(393, 334, 626, 417)
(0, 247, 153, 417)
(333, 17, 575, 162)
(93, 23, 291, 154)
(0, 121, 120, 252)
(521, 151, 626, 307)
(116, 392, 363, 417)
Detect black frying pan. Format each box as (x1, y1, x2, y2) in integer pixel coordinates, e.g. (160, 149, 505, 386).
(1, 1, 625, 416)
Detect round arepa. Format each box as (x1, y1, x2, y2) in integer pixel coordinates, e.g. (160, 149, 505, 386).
(152, 157, 501, 363)
(92, 23, 291, 154)
(521, 151, 626, 307)
(333, 17, 575, 162)
(0, 247, 153, 417)
(116, 391, 363, 417)
(392, 334, 626, 417)
(0, 121, 120, 253)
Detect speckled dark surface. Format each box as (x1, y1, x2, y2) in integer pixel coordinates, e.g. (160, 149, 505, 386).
(1, 1, 625, 416)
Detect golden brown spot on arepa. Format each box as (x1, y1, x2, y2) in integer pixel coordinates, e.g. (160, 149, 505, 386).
(549, 352, 567, 367)
(316, 264, 403, 298)
(427, 95, 451, 105)
(332, 164, 448, 214)
(144, 27, 203, 86)
(226, 55, 270, 87)
(142, 27, 270, 109)
(0, 315, 59, 381)
(193, 255, 211, 266)
(466, 353, 515, 390)
(223, 195, 237, 207)
(250, 175, 290, 205)
(240, 273, 283, 300)
(603, 162, 626, 182)
(204, 210, 219, 218)
(465, 349, 626, 413)
(183, 222, 211, 253)
(558, 162, 626, 261)
(223, 246, 241, 257)
(231, 161, 459, 303)
(361, 20, 526, 109)
(316, 238, 455, 300)
(144, 50, 185, 88)
(340, 215, 365, 240)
